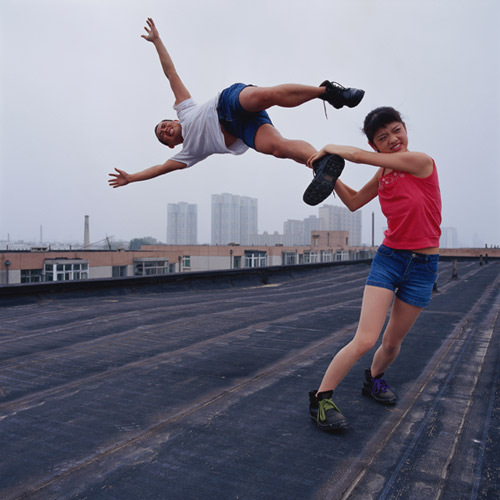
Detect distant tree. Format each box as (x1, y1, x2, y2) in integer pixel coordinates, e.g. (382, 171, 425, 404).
(129, 237, 162, 250)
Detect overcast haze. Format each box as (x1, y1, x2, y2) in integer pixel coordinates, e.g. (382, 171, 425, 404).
(1, 0, 499, 247)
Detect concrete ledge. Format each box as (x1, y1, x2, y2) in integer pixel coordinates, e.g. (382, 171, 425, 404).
(1, 255, 497, 302)
(0, 259, 372, 302)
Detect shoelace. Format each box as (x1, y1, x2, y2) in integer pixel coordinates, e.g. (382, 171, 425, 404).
(322, 81, 346, 120)
(371, 378, 392, 395)
(318, 398, 341, 422)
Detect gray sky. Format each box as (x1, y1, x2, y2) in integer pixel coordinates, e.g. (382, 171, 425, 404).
(1, 0, 499, 247)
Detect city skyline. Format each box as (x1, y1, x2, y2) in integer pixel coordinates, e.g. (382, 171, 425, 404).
(0, 196, 485, 250)
(2, 194, 496, 249)
(176, 194, 364, 247)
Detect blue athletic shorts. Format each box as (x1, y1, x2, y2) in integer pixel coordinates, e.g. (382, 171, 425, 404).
(366, 244, 439, 308)
(216, 83, 273, 149)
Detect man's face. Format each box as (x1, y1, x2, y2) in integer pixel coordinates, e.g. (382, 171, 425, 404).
(156, 120, 183, 148)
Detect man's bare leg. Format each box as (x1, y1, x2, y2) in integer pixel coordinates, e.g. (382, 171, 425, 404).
(253, 124, 317, 166)
(239, 84, 324, 112)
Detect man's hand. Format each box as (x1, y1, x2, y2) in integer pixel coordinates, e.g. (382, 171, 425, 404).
(141, 17, 159, 43)
(108, 168, 131, 188)
(140, 17, 191, 105)
(107, 161, 187, 189)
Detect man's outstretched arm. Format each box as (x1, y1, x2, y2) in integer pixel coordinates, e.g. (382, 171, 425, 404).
(141, 17, 191, 105)
(108, 159, 187, 188)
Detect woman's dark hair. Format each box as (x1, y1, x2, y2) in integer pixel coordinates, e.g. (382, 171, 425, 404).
(154, 119, 175, 146)
(363, 107, 404, 143)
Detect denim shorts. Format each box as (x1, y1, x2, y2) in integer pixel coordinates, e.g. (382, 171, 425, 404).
(216, 83, 273, 149)
(366, 244, 439, 307)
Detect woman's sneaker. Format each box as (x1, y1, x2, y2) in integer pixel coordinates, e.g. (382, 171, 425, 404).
(319, 80, 365, 109)
(309, 390, 348, 431)
(303, 153, 344, 206)
(361, 369, 397, 405)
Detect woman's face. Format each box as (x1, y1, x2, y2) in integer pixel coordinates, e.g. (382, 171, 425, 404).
(370, 121, 408, 154)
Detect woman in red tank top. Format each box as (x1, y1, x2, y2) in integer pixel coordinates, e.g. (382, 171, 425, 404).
(306, 107, 442, 432)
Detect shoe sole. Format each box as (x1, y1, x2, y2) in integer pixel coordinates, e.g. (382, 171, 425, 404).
(361, 387, 397, 405)
(303, 154, 344, 206)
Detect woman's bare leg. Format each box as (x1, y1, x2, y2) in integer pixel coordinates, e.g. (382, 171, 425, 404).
(370, 297, 423, 377)
(317, 286, 394, 393)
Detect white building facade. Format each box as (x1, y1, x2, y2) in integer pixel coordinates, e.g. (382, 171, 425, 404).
(167, 202, 198, 245)
(211, 193, 258, 245)
(319, 204, 362, 246)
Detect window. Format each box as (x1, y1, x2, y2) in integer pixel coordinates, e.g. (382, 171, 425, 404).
(112, 266, 127, 278)
(134, 259, 168, 276)
(303, 251, 319, 264)
(44, 260, 89, 281)
(335, 251, 348, 261)
(233, 256, 241, 269)
(307, 251, 319, 263)
(182, 256, 191, 269)
(21, 269, 43, 283)
(282, 252, 297, 266)
(244, 251, 266, 268)
(321, 251, 333, 263)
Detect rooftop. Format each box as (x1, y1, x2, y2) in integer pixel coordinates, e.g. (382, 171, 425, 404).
(1, 259, 499, 499)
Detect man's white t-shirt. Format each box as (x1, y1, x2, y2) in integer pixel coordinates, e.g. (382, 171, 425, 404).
(170, 97, 248, 168)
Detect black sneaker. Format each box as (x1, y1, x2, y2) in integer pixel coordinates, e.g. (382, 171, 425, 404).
(319, 80, 365, 109)
(303, 154, 344, 206)
(309, 390, 348, 431)
(361, 369, 397, 405)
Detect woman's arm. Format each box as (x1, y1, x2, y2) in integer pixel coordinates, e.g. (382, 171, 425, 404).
(308, 145, 433, 177)
(334, 171, 381, 211)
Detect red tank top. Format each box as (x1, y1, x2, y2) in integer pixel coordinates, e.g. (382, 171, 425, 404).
(378, 161, 441, 250)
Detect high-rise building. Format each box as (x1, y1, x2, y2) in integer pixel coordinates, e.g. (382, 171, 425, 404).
(167, 202, 198, 245)
(319, 204, 362, 246)
(248, 214, 320, 246)
(441, 227, 458, 248)
(283, 219, 304, 246)
(239, 196, 258, 245)
(303, 215, 320, 244)
(281, 215, 320, 246)
(250, 231, 284, 246)
(211, 193, 258, 245)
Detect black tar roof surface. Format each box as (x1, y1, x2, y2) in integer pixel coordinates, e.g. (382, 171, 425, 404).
(0, 259, 499, 500)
